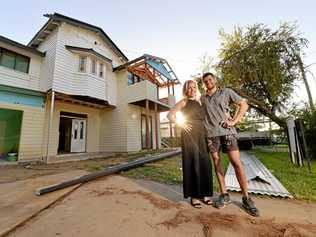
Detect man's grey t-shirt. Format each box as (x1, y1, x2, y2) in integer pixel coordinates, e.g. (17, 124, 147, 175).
(201, 88, 245, 138)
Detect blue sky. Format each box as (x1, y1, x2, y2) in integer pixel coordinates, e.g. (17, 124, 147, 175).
(1, 0, 315, 104)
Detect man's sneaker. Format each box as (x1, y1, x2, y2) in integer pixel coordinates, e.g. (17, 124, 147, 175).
(214, 193, 231, 209)
(242, 197, 260, 217)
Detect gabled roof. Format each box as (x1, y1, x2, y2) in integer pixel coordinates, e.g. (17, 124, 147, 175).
(0, 35, 45, 57)
(28, 13, 128, 61)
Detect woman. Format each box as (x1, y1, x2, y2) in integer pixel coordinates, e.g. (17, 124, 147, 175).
(167, 80, 213, 208)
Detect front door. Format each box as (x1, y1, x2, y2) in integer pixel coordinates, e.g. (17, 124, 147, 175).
(71, 119, 86, 152)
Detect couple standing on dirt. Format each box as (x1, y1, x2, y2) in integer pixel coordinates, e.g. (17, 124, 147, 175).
(167, 72, 259, 217)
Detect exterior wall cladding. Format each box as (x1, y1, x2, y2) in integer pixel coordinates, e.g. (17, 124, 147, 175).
(0, 16, 166, 163)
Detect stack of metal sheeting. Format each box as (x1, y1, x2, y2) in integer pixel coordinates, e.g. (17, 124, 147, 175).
(225, 152, 292, 198)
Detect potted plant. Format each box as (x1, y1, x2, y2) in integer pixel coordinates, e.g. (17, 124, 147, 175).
(6, 144, 18, 162)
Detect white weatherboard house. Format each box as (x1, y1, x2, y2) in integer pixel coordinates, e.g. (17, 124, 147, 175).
(0, 13, 179, 163)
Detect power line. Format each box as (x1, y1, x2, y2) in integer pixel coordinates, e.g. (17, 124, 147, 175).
(306, 50, 316, 54)
(305, 62, 316, 68)
(307, 70, 316, 83)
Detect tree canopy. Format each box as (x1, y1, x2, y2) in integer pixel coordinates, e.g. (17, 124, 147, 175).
(216, 23, 308, 128)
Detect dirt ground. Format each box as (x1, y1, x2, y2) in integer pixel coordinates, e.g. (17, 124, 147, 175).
(0, 150, 173, 184)
(0, 155, 138, 184)
(5, 175, 316, 237)
(1, 156, 316, 237)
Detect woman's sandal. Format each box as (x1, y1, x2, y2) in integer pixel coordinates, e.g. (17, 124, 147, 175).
(191, 199, 202, 208)
(203, 198, 213, 205)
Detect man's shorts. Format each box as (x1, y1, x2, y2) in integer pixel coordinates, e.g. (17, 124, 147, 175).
(207, 134, 239, 153)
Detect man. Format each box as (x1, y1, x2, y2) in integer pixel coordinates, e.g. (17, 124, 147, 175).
(201, 72, 259, 217)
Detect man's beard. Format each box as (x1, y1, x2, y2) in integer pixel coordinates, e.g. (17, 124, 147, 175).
(207, 84, 215, 90)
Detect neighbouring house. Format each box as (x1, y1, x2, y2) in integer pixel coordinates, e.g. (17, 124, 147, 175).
(160, 117, 178, 138)
(0, 13, 179, 163)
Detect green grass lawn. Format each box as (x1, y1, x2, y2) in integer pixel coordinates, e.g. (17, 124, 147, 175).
(122, 154, 183, 184)
(122, 148, 316, 202)
(122, 153, 229, 192)
(249, 149, 316, 202)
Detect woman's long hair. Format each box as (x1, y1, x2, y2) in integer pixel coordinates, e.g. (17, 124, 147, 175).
(182, 79, 201, 100)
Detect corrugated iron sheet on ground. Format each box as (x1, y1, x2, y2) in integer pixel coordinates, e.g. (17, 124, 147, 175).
(225, 151, 293, 198)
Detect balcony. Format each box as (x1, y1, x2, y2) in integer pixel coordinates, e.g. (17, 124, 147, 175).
(126, 80, 175, 112)
(114, 54, 179, 112)
(159, 94, 175, 107)
(126, 80, 157, 103)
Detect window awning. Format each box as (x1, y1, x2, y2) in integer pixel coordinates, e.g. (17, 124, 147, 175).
(65, 45, 112, 64)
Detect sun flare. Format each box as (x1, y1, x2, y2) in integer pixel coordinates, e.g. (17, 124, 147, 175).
(176, 111, 186, 126)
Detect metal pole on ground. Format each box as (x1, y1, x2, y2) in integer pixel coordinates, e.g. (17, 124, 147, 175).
(36, 149, 181, 196)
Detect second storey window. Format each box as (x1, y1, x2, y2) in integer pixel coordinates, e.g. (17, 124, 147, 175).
(78, 55, 86, 72)
(91, 58, 96, 75)
(99, 63, 104, 78)
(127, 72, 144, 85)
(128, 72, 134, 85)
(0, 47, 30, 73)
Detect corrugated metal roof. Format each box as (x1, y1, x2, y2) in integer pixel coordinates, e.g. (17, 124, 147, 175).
(225, 151, 293, 198)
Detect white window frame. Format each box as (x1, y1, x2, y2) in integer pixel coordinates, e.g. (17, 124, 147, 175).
(91, 57, 97, 75)
(78, 55, 87, 73)
(98, 62, 104, 78)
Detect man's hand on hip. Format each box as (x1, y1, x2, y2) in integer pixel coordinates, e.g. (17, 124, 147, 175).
(222, 120, 236, 128)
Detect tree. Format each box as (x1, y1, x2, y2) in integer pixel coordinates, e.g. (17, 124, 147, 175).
(193, 53, 214, 92)
(216, 23, 308, 128)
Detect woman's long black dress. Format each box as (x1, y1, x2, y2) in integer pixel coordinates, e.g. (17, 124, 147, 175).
(181, 99, 213, 199)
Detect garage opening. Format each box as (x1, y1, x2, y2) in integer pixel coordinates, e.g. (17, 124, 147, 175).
(0, 108, 22, 162)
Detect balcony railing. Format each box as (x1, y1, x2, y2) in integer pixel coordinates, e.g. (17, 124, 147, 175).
(126, 80, 175, 107)
(159, 94, 175, 107)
